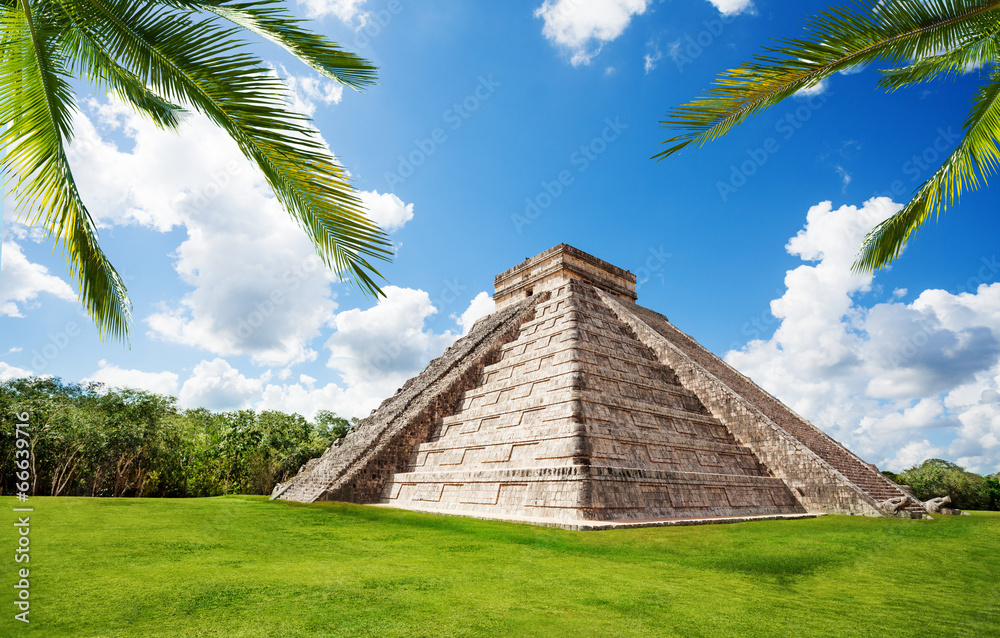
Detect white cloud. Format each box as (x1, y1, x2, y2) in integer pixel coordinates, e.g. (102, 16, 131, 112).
(535, 0, 650, 66)
(298, 0, 369, 26)
(325, 286, 455, 396)
(725, 197, 1000, 474)
(0, 240, 76, 317)
(178, 358, 264, 411)
(705, 0, 754, 16)
(835, 165, 851, 191)
(63, 99, 411, 368)
(271, 64, 344, 116)
(82, 359, 180, 396)
(0, 361, 33, 383)
(454, 291, 494, 335)
(643, 40, 663, 73)
(175, 283, 476, 417)
(358, 190, 414, 232)
(795, 78, 829, 97)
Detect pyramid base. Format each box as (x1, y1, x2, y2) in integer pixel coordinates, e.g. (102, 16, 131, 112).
(371, 503, 822, 531)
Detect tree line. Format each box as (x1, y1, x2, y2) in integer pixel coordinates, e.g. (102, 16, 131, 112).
(3, 376, 999, 509)
(882, 459, 1000, 511)
(0, 377, 353, 498)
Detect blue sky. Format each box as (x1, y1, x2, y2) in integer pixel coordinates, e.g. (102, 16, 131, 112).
(3, 0, 999, 473)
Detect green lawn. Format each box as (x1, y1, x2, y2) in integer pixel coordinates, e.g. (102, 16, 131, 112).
(1, 496, 998, 637)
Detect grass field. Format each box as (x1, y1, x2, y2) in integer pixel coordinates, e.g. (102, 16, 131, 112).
(1, 496, 997, 637)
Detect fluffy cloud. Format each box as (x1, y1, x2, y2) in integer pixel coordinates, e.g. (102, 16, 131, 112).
(725, 198, 1000, 474)
(83, 359, 180, 396)
(325, 286, 456, 395)
(0, 361, 32, 383)
(65, 99, 413, 367)
(358, 190, 414, 232)
(0, 240, 76, 317)
(169, 290, 494, 418)
(454, 291, 494, 335)
(272, 64, 344, 116)
(643, 41, 663, 74)
(298, 0, 369, 25)
(178, 358, 263, 411)
(705, 0, 754, 16)
(535, 0, 650, 66)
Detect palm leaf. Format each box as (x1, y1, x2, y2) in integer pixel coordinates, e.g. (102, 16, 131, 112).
(53, 1, 185, 130)
(56, 0, 391, 296)
(855, 64, 1000, 272)
(173, 0, 377, 90)
(0, 0, 132, 340)
(656, 0, 1000, 160)
(878, 21, 1000, 90)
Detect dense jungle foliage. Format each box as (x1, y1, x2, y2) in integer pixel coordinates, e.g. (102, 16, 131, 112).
(1, 376, 354, 497)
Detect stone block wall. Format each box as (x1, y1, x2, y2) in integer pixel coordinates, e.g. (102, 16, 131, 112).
(272, 295, 542, 504)
(597, 290, 887, 516)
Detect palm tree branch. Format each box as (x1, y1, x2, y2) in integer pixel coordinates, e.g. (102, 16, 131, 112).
(878, 23, 1000, 90)
(58, 0, 390, 295)
(170, 0, 377, 90)
(855, 64, 1000, 272)
(657, 0, 1000, 160)
(52, 1, 185, 130)
(1, 0, 132, 340)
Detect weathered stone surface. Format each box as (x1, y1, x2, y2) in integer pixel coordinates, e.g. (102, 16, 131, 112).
(275, 244, 921, 527)
(380, 280, 805, 523)
(880, 496, 915, 513)
(272, 296, 541, 504)
(924, 496, 951, 513)
(923, 495, 967, 515)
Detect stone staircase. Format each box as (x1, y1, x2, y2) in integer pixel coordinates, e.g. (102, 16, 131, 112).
(619, 302, 923, 515)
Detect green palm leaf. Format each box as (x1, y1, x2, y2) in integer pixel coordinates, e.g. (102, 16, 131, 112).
(1, 0, 131, 340)
(175, 0, 378, 90)
(54, 1, 185, 130)
(2, 0, 387, 342)
(878, 24, 1000, 90)
(656, 0, 1000, 159)
(856, 64, 1000, 271)
(658, 0, 1000, 272)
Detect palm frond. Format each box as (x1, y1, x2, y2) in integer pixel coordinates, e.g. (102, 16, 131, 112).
(174, 0, 377, 90)
(855, 64, 1000, 272)
(0, 0, 132, 340)
(657, 0, 1000, 160)
(57, 0, 391, 296)
(53, 1, 185, 129)
(878, 22, 1000, 90)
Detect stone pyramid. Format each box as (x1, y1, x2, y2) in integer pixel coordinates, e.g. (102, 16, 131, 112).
(273, 245, 921, 528)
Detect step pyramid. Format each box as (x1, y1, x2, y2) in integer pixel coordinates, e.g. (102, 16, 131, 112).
(273, 245, 921, 528)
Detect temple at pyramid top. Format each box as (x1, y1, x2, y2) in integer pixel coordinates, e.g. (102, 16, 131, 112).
(494, 243, 637, 310)
(273, 244, 926, 529)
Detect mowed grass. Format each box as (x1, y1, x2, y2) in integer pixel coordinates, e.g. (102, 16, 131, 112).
(1, 496, 998, 637)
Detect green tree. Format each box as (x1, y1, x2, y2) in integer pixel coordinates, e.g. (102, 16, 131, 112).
(899, 458, 995, 510)
(1, 0, 391, 341)
(314, 409, 354, 441)
(657, 0, 1000, 272)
